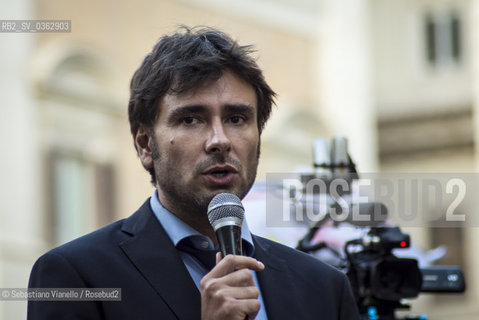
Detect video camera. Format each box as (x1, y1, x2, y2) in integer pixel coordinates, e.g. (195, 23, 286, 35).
(295, 136, 465, 320)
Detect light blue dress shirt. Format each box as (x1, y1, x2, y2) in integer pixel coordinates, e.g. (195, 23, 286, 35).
(150, 191, 268, 320)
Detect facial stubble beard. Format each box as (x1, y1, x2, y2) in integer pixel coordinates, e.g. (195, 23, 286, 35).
(150, 134, 260, 223)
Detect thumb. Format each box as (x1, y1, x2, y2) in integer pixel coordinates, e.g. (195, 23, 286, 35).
(215, 251, 222, 265)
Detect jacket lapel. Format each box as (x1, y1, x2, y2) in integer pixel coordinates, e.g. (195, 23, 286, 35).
(253, 235, 307, 319)
(119, 200, 200, 320)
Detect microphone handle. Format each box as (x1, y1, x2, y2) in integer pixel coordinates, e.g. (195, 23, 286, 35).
(216, 225, 242, 257)
(216, 225, 247, 320)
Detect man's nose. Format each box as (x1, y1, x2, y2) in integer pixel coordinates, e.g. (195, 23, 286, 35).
(205, 119, 231, 154)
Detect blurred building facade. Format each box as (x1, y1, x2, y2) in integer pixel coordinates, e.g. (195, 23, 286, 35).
(0, 0, 478, 319)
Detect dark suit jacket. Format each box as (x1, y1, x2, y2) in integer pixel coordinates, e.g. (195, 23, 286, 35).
(28, 199, 359, 319)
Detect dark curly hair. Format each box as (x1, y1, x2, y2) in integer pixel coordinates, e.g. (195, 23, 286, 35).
(128, 26, 276, 184)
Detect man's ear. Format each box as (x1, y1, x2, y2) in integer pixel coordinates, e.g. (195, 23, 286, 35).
(134, 125, 154, 170)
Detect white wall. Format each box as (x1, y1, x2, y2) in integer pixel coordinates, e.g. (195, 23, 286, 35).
(373, 0, 472, 119)
(0, 0, 40, 319)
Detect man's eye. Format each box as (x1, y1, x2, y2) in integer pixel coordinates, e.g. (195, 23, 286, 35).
(182, 117, 197, 125)
(230, 115, 245, 124)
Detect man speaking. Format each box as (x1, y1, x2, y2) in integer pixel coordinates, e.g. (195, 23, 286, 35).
(28, 26, 360, 319)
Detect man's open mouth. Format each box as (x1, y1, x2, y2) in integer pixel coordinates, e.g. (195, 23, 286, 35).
(210, 170, 229, 178)
(203, 165, 238, 184)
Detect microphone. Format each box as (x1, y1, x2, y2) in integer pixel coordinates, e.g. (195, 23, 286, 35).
(207, 193, 244, 257)
(331, 135, 349, 173)
(343, 202, 388, 227)
(312, 138, 332, 179)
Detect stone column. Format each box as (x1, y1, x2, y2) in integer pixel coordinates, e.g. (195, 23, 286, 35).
(0, 0, 38, 319)
(314, 0, 378, 172)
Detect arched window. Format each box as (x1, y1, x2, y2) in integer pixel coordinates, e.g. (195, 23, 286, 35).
(33, 43, 124, 245)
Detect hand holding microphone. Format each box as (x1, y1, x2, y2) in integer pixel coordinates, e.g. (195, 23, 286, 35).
(200, 193, 264, 320)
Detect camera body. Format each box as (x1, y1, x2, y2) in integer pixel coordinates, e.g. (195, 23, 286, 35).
(343, 226, 465, 319)
(346, 227, 422, 304)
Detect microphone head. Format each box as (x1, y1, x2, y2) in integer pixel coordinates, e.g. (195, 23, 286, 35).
(331, 135, 349, 167)
(207, 193, 244, 232)
(342, 202, 388, 227)
(313, 138, 331, 167)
